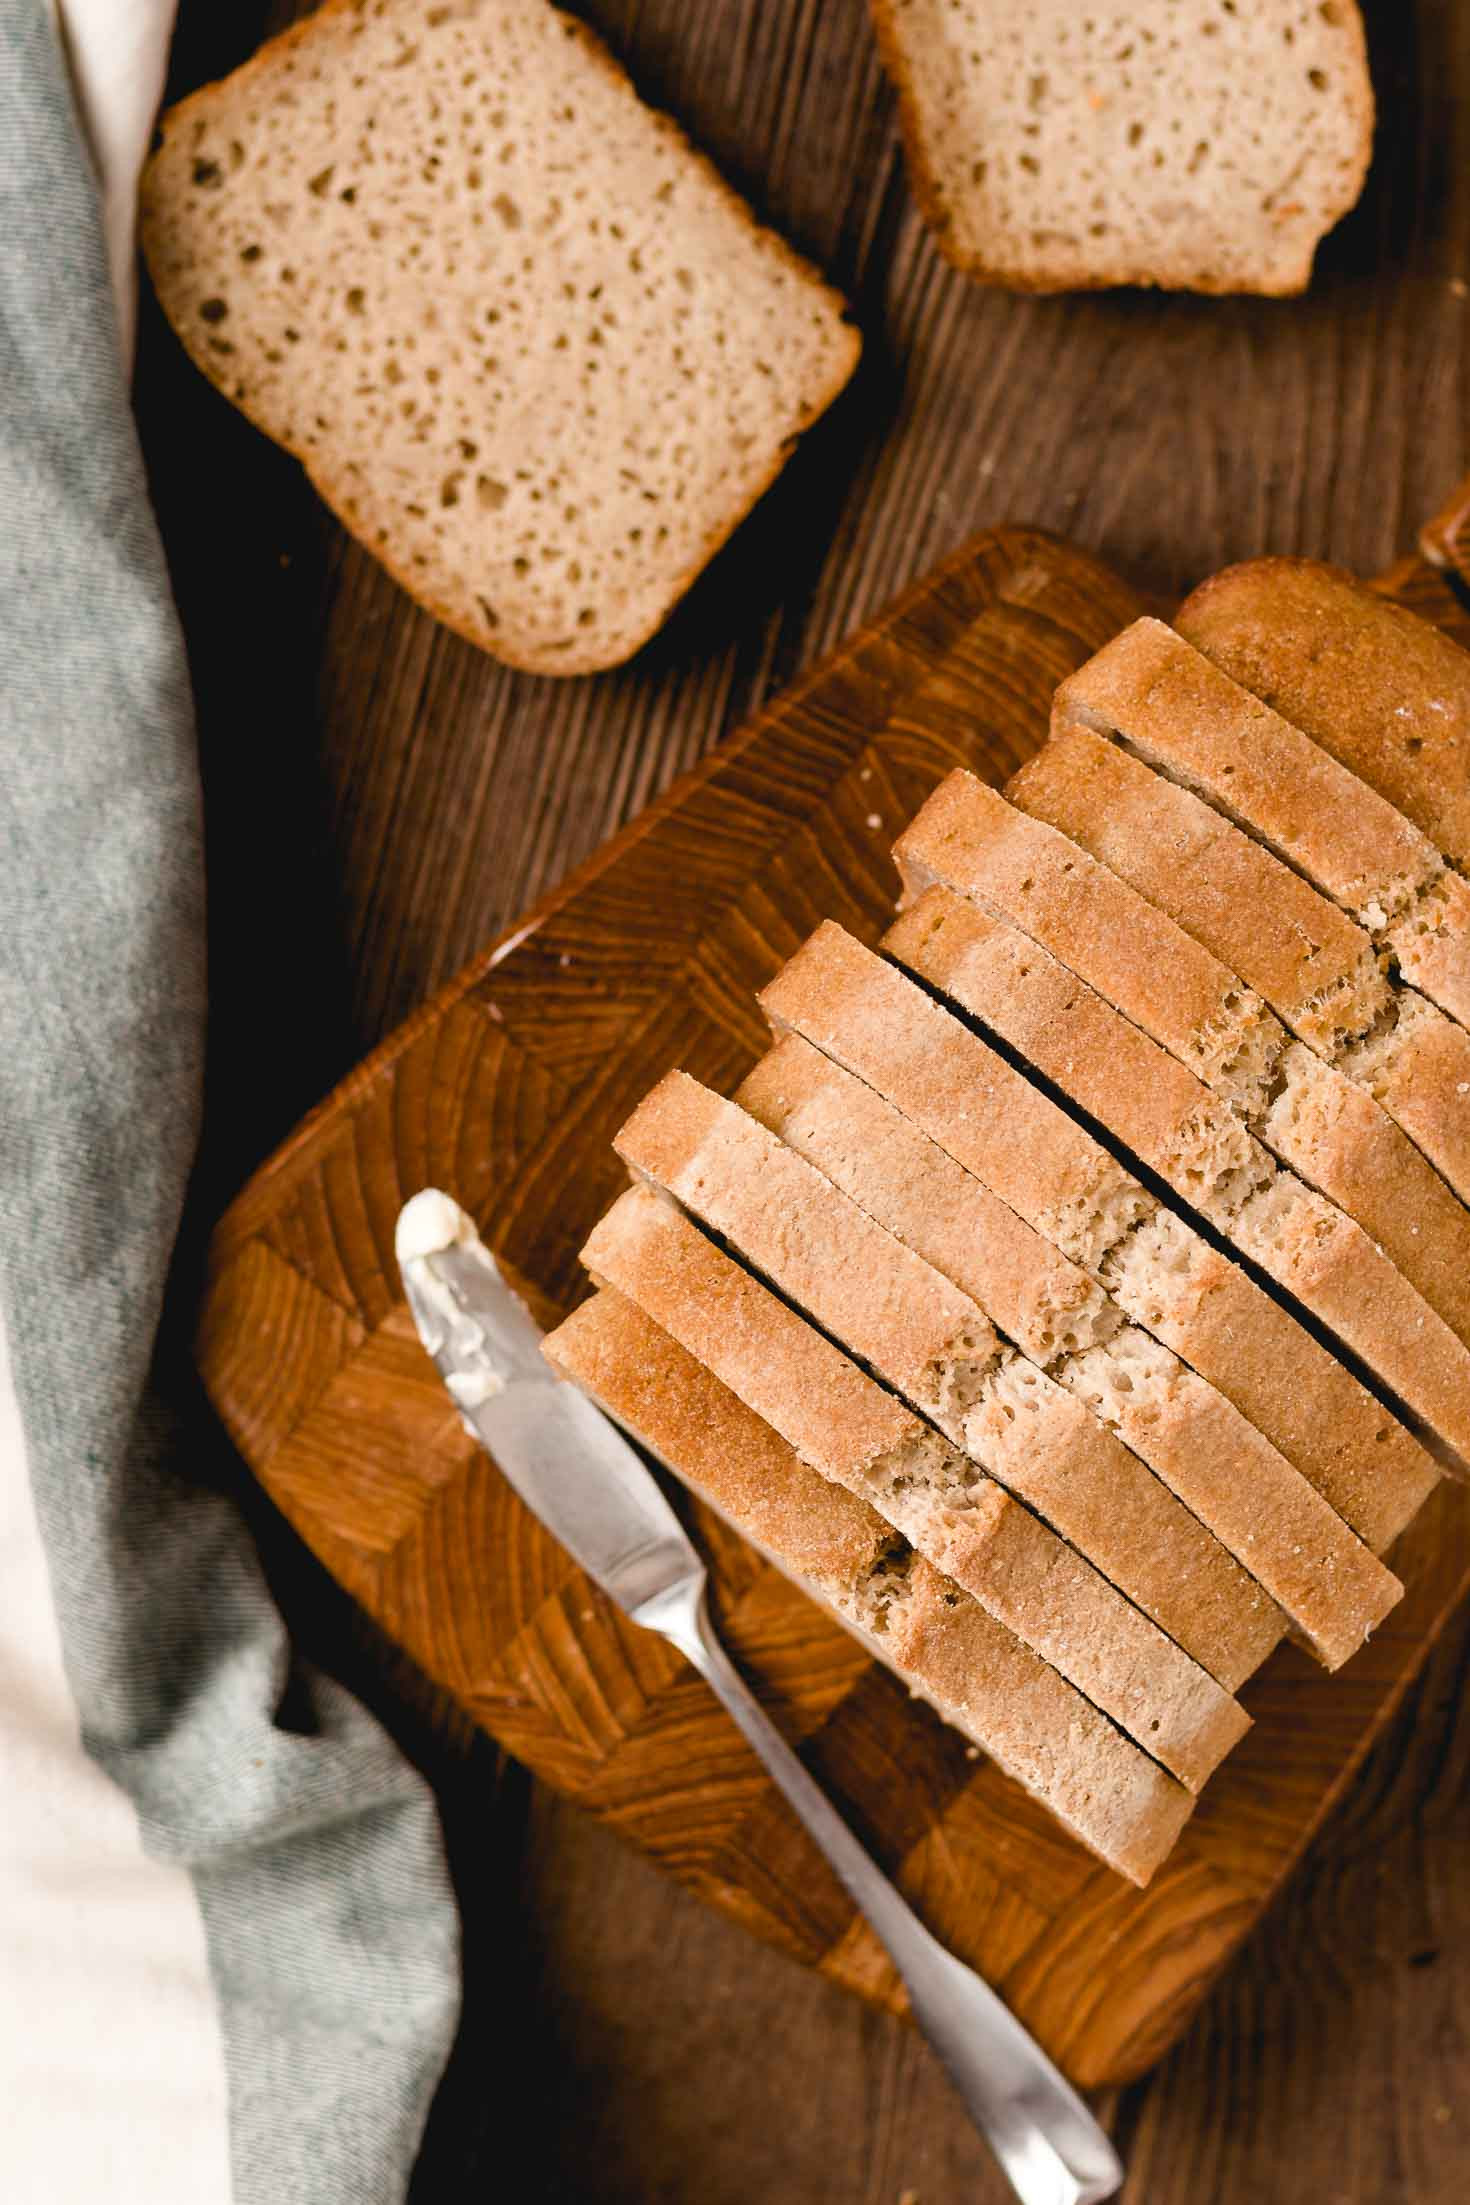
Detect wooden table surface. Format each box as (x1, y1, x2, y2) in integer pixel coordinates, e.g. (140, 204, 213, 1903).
(140, 2, 1470, 2198)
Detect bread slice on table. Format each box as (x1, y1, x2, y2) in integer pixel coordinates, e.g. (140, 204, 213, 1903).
(885, 883, 1470, 1475)
(896, 770, 1470, 1352)
(543, 1286, 1194, 1883)
(1176, 558, 1470, 875)
(868, 0, 1373, 295)
(581, 1184, 1247, 1778)
(614, 1075, 1288, 1687)
(759, 922, 1439, 1553)
(1057, 619, 1470, 1032)
(1009, 722, 1470, 1210)
(140, 0, 859, 675)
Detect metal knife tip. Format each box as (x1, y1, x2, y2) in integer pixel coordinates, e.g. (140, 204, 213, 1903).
(396, 1187, 476, 1266)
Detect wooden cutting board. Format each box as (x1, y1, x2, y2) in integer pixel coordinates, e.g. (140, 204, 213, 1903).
(197, 509, 1470, 2090)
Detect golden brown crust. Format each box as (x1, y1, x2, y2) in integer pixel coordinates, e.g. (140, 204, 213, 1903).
(1057, 619, 1440, 923)
(886, 884, 1470, 1468)
(737, 1031, 1112, 1366)
(884, 885, 1260, 1199)
(1177, 558, 1470, 872)
(757, 923, 1438, 1552)
(546, 1288, 1195, 1882)
(1011, 725, 1470, 1208)
(760, 922, 1128, 1250)
(1113, 1230, 1438, 1553)
(1009, 722, 1387, 1047)
(1263, 1045, 1470, 1352)
(903, 770, 1470, 1351)
(897, 770, 1283, 1102)
(545, 1286, 891, 1585)
(581, 1184, 1250, 1767)
(613, 1071, 998, 1416)
(582, 1185, 916, 1476)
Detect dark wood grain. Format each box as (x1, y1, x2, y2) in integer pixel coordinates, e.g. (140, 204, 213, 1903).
(140, 0, 1470, 2198)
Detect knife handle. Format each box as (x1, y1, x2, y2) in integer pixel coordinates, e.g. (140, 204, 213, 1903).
(641, 1579, 1123, 2205)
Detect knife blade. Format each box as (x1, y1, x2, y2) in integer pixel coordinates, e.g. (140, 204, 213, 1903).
(395, 1188, 703, 1618)
(395, 1186, 1122, 2205)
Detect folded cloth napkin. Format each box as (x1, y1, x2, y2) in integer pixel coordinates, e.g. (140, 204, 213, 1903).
(0, 7, 460, 2200)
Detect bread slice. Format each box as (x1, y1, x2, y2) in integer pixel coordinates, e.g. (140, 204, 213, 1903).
(614, 1076, 1292, 1678)
(543, 1286, 1195, 1882)
(868, 0, 1373, 295)
(1010, 722, 1470, 1208)
(885, 883, 1470, 1475)
(897, 770, 1470, 1352)
(140, 0, 859, 675)
(885, 880, 1470, 1472)
(1177, 558, 1470, 875)
(717, 1037, 1395, 1669)
(739, 1031, 1119, 1369)
(1057, 619, 1470, 1031)
(582, 1183, 1251, 1768)
(757, 922, 1439, 1552)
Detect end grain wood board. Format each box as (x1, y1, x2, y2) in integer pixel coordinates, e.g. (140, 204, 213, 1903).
(197, 516, 1470, 2090)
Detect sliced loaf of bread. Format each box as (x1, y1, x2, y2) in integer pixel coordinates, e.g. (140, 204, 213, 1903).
(614, 1074, 1289, 1682)
(141, 0, 859, 673)
(1010, 722, 1470, 1209)
(699, 1047, 1389, 1669)
(896, 770, 1470, 1351)
(1057, 619, 1470, 1031)
(1176, 558, 1470, 874)
(543, 1285, 1195, 1883)
(869, 0, 1373, 295)
(758, 922, 1439, 1552)
(885, 884, 1470, 1472)
(582, 1181, 1251, 1768)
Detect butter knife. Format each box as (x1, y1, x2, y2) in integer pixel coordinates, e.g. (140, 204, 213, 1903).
(397, 1189, 1123, 2205)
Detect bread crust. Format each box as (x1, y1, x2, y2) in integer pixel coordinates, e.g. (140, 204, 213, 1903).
(901, 769, 1470, 1351)
(728, 1030, 1393, 1668)
(1010, 721, 1384, 1047)
(1177, 557, 1470, 873)
(757, 921, 1437, 1551)
(545, 1287, 1195, 1882)
(885, 883, 1470, 1470)
(1011, 724, 1470, 1206)
(609, 1089, 1278, 1695)
(737, 1030, 1114, 1367)
(141, 0, 860, 674)
(583, 1182, 1254, 1760)
(1058, 620, 1470, 1033)
(1058, 620, 1439, 918)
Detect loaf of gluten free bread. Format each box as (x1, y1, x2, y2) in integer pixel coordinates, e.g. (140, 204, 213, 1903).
(543, 1285, 1195, 1884)
(897, 770, 1470, 1353)
(141, 0, 859, 674)
(1057, 619, 1470, 1032)
(759, 922, 1439, 1553)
